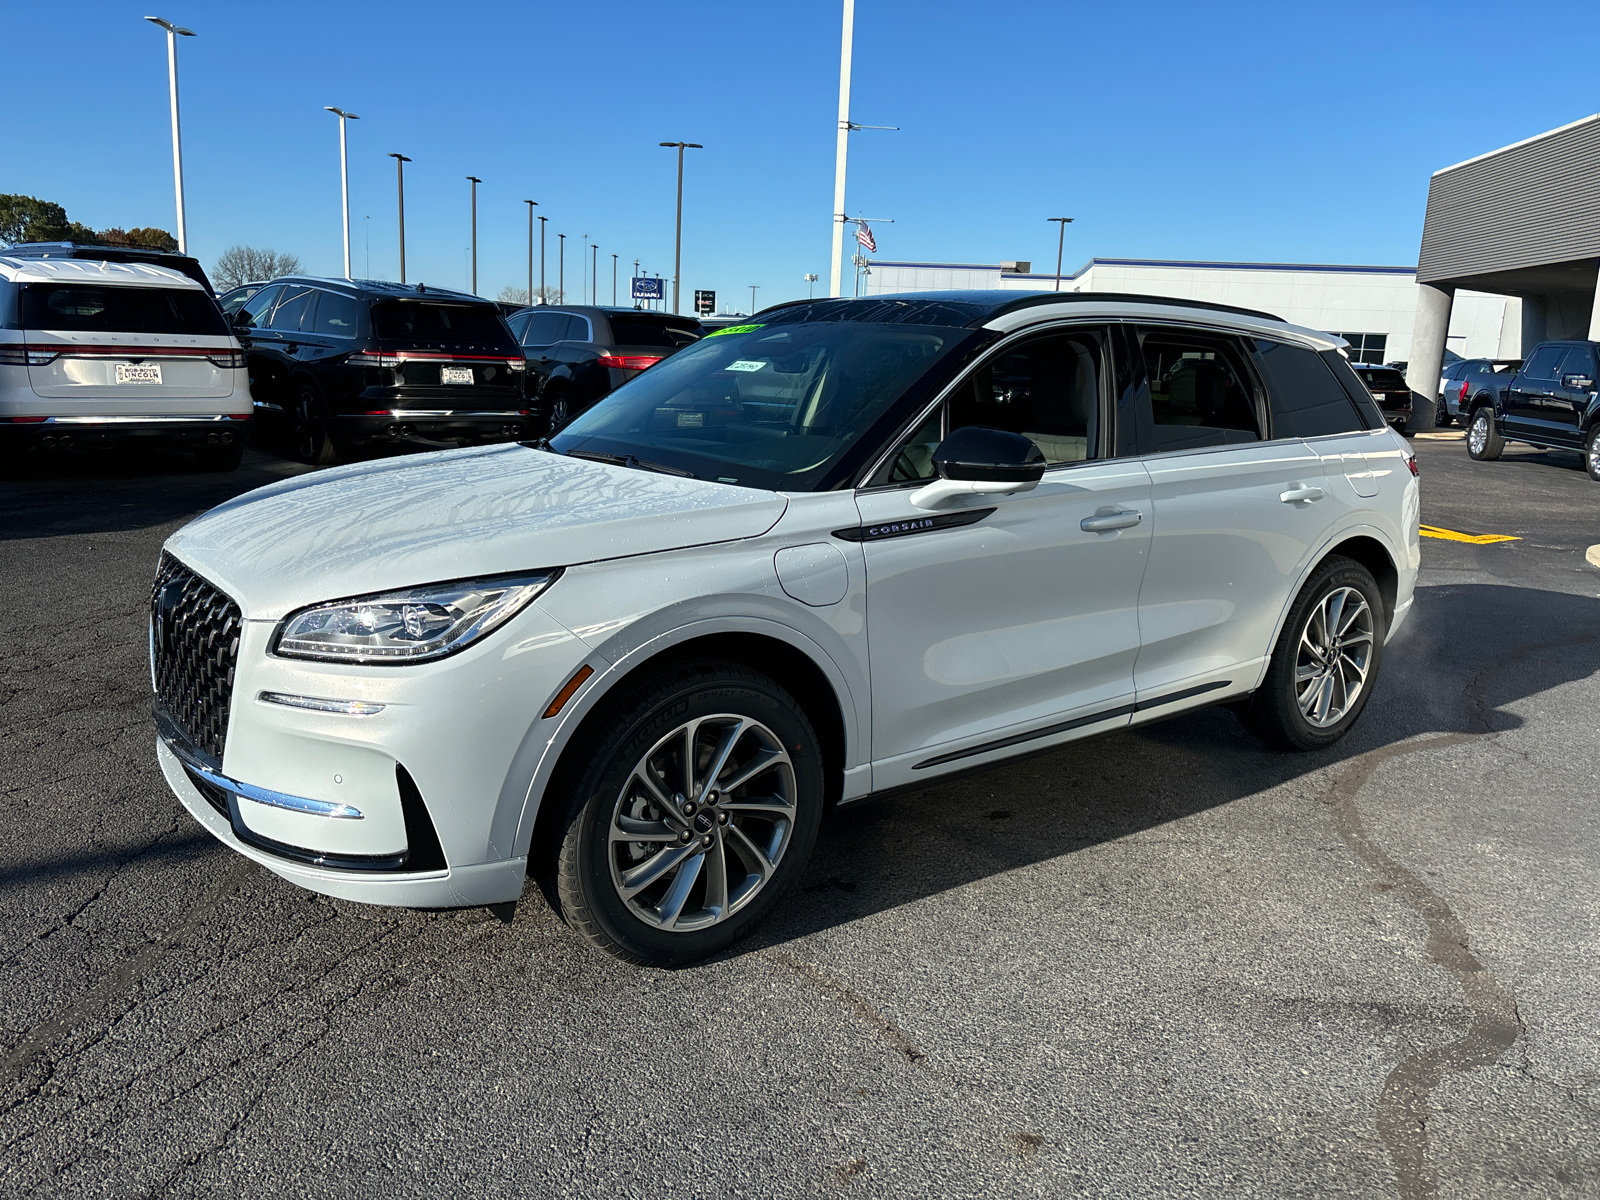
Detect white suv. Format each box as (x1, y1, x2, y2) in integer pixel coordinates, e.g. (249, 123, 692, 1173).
(150, 292, 1418, 964)
(0, 256, 249, 469)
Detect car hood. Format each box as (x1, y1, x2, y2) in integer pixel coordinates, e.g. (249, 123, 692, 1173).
(165, 444, 788, 620)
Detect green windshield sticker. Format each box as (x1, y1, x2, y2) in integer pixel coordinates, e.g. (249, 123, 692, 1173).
(705, 323, 765, 338)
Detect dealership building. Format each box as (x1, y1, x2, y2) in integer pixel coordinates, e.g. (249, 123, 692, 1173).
(1405, 113, 1600, 400)
(865, 257, 1517, 364)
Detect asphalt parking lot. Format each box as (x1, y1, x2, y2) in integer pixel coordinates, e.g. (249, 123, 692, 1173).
(2, 434, 1598, 1199)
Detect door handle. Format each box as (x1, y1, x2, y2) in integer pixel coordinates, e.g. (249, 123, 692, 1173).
(1280, 485, 1325, 504)
(1080, 508, 1143, 532)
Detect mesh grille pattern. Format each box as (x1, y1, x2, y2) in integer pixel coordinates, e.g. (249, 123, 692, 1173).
(151, 554, 242, 763)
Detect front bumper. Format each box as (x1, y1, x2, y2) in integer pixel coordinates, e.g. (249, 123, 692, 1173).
(158, 737, 526, 906)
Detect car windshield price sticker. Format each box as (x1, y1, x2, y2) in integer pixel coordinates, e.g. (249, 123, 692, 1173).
(705, 323, 764, 338)
(116, 363, 163, 384)
(440, 367, 474, 385)
(726, 360, 766, 372)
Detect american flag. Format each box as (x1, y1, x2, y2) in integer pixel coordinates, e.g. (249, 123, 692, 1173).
(855, 222, 876, 253)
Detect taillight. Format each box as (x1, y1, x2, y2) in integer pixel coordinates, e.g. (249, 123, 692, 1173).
(598, 354, 663, 371)
(506, 359, 525, 372)
(0, 345, 60, 366)
(1406, 455, 1419, 477)
(206, 349, 246, 368)
(1459, 380, 1470, 401)
(348, 350, 403, 368)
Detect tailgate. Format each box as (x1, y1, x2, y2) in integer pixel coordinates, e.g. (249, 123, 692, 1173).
(24, 336, 238, 402)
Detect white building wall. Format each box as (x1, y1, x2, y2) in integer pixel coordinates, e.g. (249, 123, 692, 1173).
(867, 259, 1519, 361)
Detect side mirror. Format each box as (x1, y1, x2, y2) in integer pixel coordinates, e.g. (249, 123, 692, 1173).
(910, 425, 1046, 510)
(1563, 373, 1595, 391)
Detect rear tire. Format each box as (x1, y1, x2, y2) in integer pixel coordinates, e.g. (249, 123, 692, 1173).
(1466, 405, 1503, 461)
(1585, 424, 1600, 482)
(290, 381, 338, 465)
(544, 387, 570, 435)
(1239, 556, 1384, 751)
(549, 661, 824, 966)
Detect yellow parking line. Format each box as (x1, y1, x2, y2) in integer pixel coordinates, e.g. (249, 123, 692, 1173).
(1419, 524, 1521, 545)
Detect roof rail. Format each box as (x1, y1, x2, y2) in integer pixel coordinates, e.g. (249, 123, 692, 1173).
(980, 291, 1282, 324)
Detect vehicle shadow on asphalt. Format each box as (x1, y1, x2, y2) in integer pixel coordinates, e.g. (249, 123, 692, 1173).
(745, 582, 1600, 957)
(0, 447, 316, 542)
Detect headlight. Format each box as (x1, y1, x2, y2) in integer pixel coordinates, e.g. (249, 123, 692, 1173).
(273, 571, 560, 664)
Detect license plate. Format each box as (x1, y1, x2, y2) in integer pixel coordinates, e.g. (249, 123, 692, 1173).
(441, 367, 474, 385)
(115, 363, 163, 384)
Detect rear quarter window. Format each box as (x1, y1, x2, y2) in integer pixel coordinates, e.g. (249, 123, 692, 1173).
(1315, 350, 1384, 431)
(1250, 340, 1373, 438)
(19, 283, 228, 336)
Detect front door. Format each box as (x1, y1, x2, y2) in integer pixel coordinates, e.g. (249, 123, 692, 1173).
(855, 325, 1153, 787)
(1551, 346, 1597, 446)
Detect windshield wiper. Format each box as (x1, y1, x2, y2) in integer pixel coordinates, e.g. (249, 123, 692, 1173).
(567, 449, 695, 478)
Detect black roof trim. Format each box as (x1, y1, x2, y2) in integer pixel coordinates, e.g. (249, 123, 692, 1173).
(268, 276, 490, 303)
(507, 304, 701, 319)
(751, 290, 1283, 328)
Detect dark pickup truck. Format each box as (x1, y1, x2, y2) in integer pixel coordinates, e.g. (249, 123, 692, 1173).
(1464, 340, 1600, 481)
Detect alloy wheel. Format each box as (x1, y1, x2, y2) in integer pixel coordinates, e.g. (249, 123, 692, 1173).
(1588, 429, 1600, 478)
(607, 714, 797, 932)
(293, 392, 323, 461)
(1469, 413, 1489, 455)
(1295, 586, 1374, 729)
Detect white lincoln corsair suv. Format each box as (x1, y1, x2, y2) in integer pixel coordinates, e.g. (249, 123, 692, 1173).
(151, 291, 1419, 964)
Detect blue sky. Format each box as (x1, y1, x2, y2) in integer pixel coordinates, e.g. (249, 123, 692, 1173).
(8, 1, 1598, 311)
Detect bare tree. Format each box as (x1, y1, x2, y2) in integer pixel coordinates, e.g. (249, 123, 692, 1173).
(498, 285, 561, 306)
(212, 245, 304, 291)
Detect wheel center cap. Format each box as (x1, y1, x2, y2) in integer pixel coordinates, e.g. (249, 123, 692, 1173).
(693, 812, 715, 834)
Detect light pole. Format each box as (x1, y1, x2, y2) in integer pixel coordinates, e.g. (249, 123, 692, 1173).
(611, 254, 618, 305)
(388, 153, 411, 283)
(524, 200, 537, 304)
(591, 244, 599, 308)
(827, 1, 898, 298)
(466, 176, 481, 294)
(805, 273, 818, 299)
(558, 234, 565, 302)
(1048, 217, 1075, 292)
(749, 285, 759, 315)
(144, 17, 195, 254)
(538, 216, 548, 300)
(658, 141, 703, 314)
(325, 107, 361, 279)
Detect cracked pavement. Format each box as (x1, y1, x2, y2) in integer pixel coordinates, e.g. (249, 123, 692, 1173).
(1, 436, 1597, 1198)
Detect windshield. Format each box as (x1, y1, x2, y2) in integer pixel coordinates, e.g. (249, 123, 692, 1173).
(371, 300, 510, 344)
(608, 314, 700, 349)
(549, 320, 971, 490)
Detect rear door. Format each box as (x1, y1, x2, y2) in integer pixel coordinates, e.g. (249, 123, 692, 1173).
(517, 311, 575, 391)
(232, 284, 282, 408)
(1126, 323, 1329, 701)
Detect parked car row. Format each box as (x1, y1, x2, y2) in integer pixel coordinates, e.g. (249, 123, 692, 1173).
(0, 239, 716, 472)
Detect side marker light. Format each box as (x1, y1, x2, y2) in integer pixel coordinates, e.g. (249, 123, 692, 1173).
(543, 664, 595, 719)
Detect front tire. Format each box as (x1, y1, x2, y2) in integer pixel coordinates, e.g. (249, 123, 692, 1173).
(551, 662, 824, 965)
(1467, 405, 1503, 461)
(1239, 556, 1384, 751)
(1585, 424, 1600, 482)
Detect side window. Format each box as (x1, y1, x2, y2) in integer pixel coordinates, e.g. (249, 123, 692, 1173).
(506, 313, 529, 341)
(235, 284, 281, 329)
(565, 315, 593, 343)
(1132, 327, 1262, 452)
(520, 312, 571, 346)
(267, 285, 317, 332)
(1558, 347, 1596, 382)
(312, 290, 361, 336)
(871, 328, 1103, 485)
(1521, 345, 1565, 380)
(1254, 339, 1368, 438)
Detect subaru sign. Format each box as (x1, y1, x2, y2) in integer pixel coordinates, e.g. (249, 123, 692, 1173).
(631, 277, 665, 301)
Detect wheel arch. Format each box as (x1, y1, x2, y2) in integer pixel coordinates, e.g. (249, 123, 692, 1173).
(1324, 534, 1399, 629)
(510, 621, 857, 866)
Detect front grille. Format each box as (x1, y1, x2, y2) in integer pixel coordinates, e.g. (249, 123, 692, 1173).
(151, 554, 242, 763)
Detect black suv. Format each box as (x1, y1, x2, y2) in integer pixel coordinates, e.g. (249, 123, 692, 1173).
(507, 305, 700, 430)
(1349, 364, 1416, 434)
(232, 278, 530, 463)
(4, 241, 216, 294)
